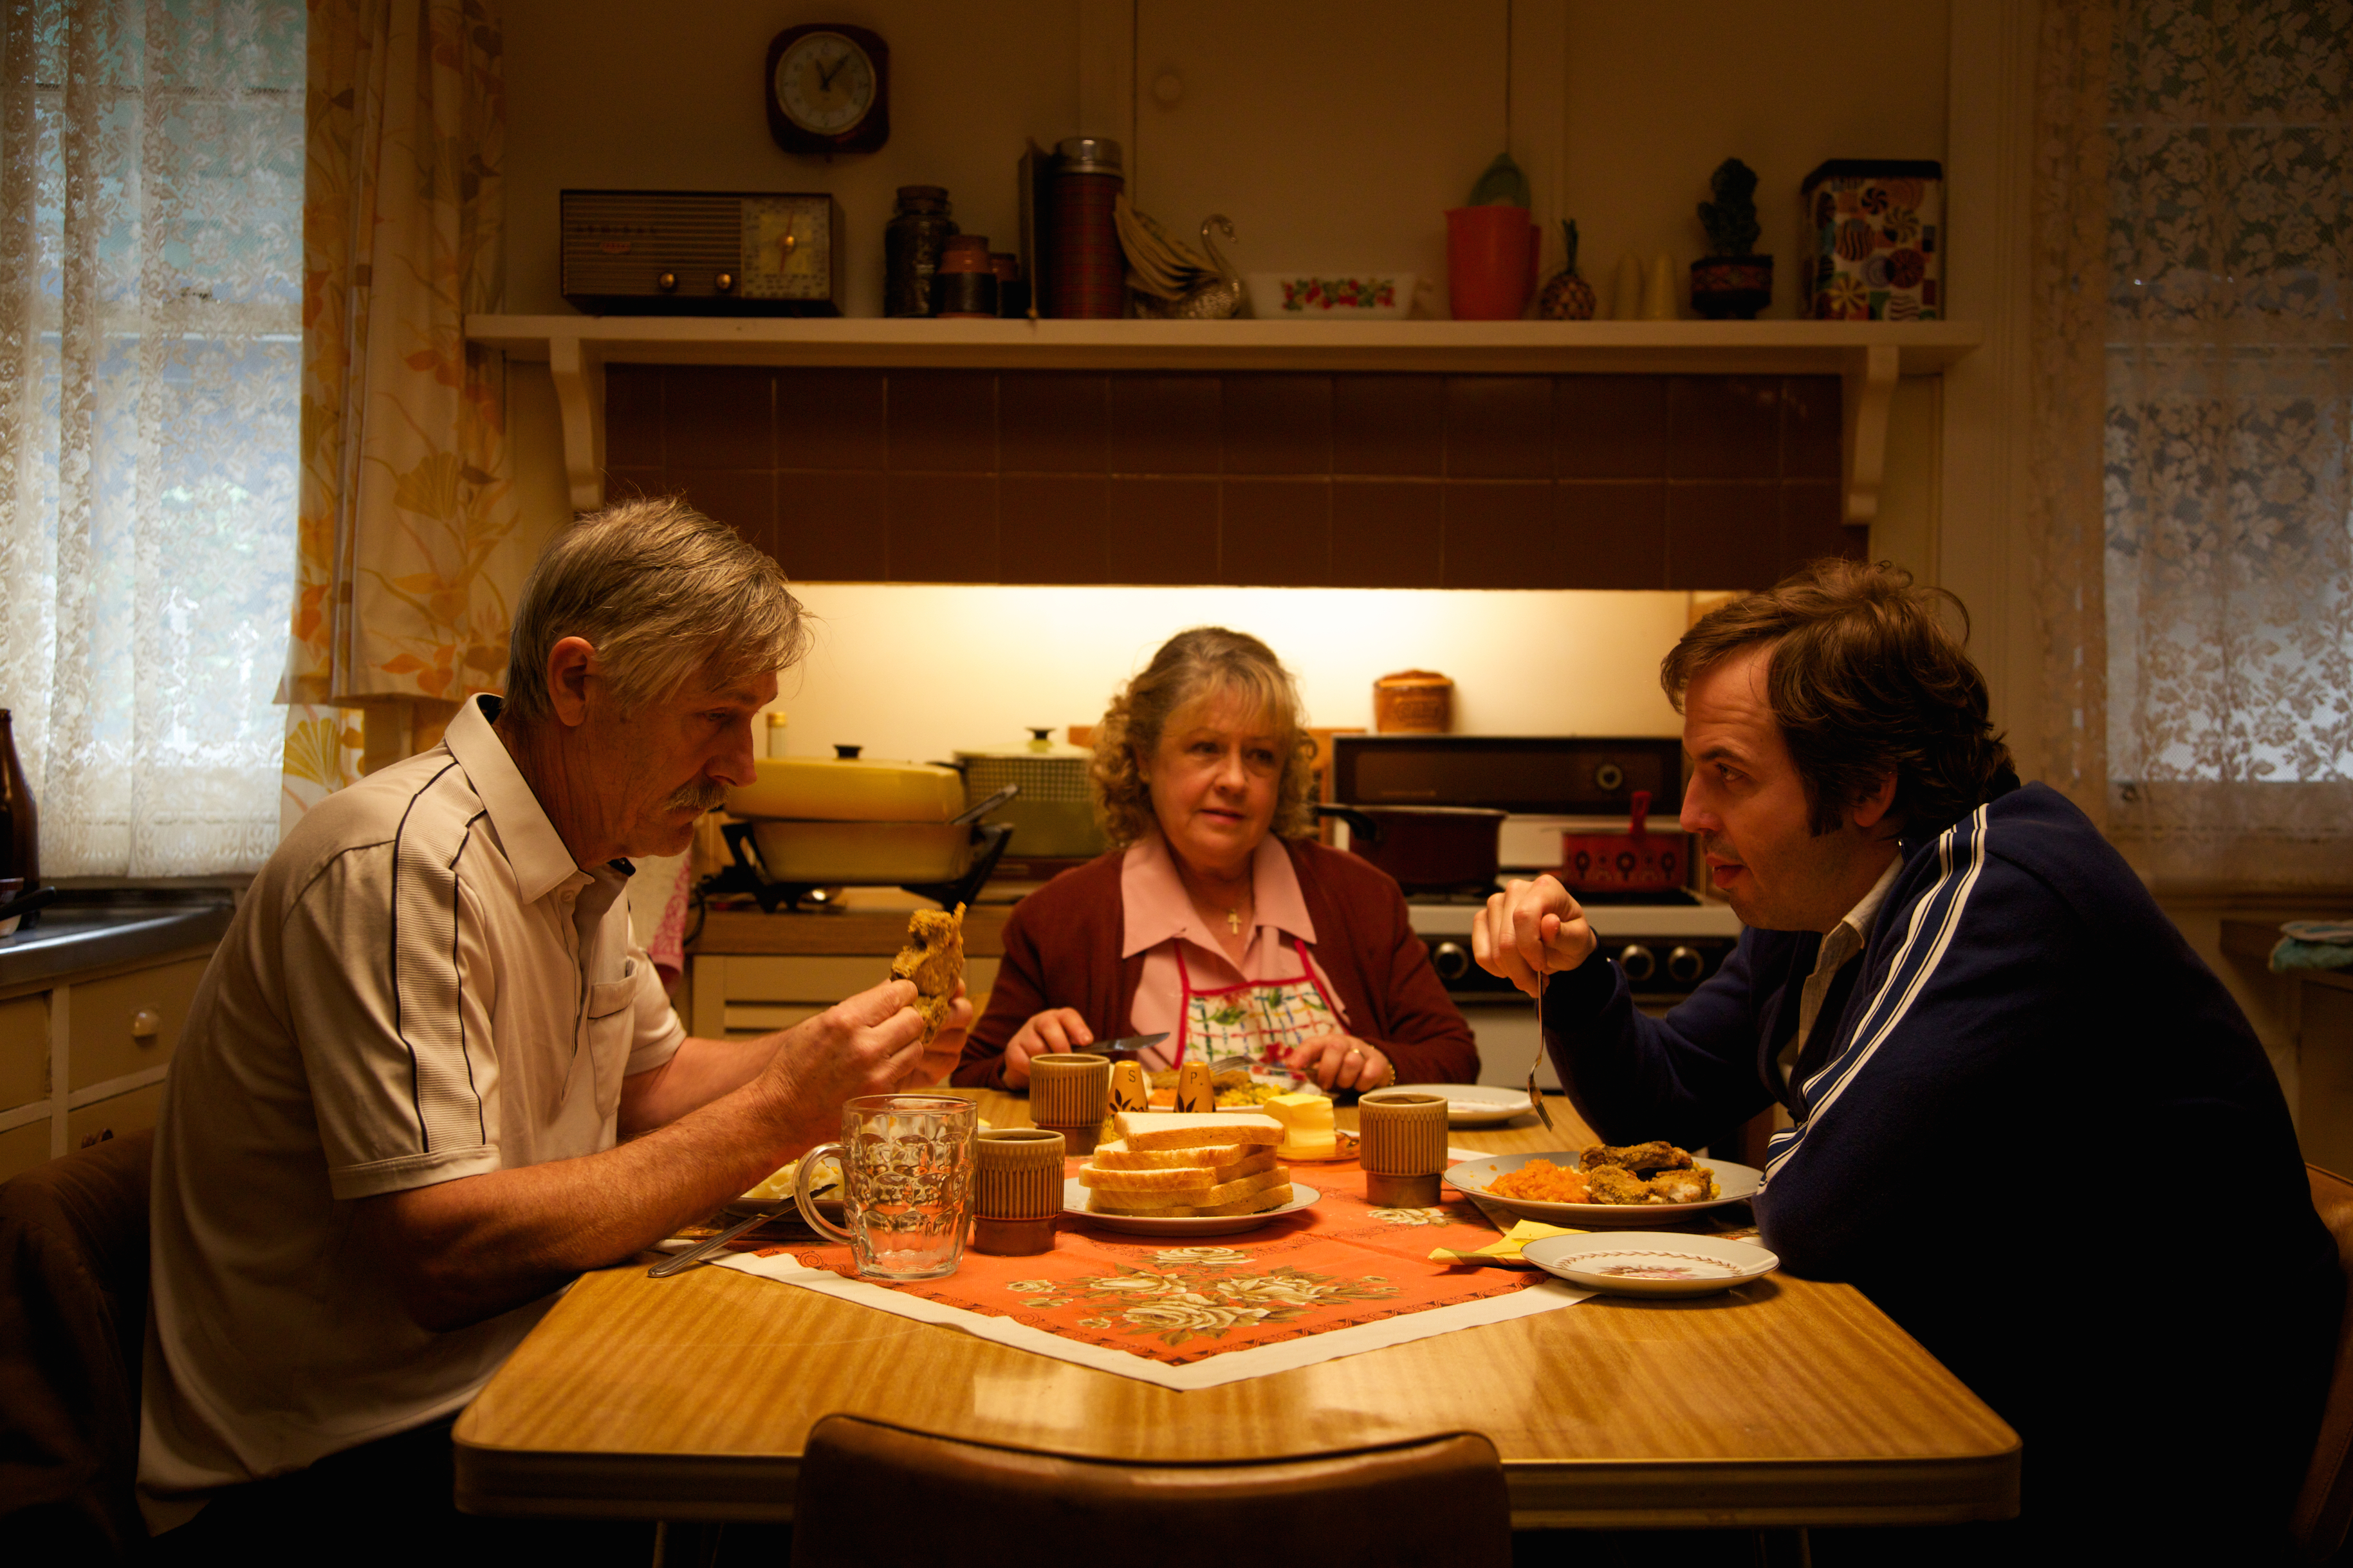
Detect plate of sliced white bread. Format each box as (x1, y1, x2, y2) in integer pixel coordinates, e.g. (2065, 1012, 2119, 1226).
(1066, 1109, 1320, 1235)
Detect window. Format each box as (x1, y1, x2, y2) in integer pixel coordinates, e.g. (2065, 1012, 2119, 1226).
(0, 0, 303, 876)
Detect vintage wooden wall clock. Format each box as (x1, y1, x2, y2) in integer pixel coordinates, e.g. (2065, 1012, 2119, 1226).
(766, 24, 889, 158)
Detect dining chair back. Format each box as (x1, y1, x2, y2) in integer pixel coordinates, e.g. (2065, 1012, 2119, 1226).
(789, 1415, 1510, 1568)
(2293, 1163, 2353, 1560)
(0, 1129, 155, 1560)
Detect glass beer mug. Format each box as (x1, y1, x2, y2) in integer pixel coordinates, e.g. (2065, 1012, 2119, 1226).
(794, 1094, 978, 1281)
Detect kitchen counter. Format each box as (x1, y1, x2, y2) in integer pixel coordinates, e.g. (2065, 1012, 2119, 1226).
(0, 887, 237, 990)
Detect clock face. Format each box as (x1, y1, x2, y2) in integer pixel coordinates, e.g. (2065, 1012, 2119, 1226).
(775, 31, 874, 136)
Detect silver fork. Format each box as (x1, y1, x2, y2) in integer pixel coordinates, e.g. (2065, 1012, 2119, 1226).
(1527, 963, 1555, 1131)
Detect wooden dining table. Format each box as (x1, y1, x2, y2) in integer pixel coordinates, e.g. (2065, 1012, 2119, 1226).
(452, 1090, 2018, 1531)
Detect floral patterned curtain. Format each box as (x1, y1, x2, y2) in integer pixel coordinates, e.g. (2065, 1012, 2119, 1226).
(0, 0, 304, 876)
(279, 0, 515, 830)
(2033, 0, 2353, 888)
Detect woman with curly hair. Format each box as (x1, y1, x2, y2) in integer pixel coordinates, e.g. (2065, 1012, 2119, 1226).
(953, 627, 1475, 1093)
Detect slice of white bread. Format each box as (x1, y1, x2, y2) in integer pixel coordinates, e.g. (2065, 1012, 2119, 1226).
(1112, 1111, 1283, 1151)
(1085, 1165, 1292, 1213)
(1085, 1138, 1259, 1171)
(1145, 1186, 1296, 1219)
(1077, 1148, 1278, 1192)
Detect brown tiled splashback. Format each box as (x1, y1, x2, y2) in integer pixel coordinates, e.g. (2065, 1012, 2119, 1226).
(604, 367, 1858, 589)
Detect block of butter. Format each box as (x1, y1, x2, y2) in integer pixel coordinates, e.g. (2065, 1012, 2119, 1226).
(1264, 1089, 1336, 1161)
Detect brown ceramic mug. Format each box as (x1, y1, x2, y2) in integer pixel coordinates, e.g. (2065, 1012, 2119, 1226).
(1358, 1089, 1450, 1208)
(1029, 1052, 1111, 1154)
(972, 1127, 1066, 1256)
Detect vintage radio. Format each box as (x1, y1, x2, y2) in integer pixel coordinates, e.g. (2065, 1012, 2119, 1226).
(560, 189, 843, 316)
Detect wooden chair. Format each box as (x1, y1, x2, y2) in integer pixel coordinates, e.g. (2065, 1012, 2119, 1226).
(789, 1415, 1510, 1568)
(0, 1129, 154, 1560)
(2293, 1163, 2353, 1561)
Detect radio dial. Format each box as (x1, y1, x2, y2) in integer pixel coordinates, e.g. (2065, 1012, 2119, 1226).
(1618, 944, 1657, 982)
(1666, 945, 1705, 983)
(656, 270, 678, 291)
(714, 270, 737, 292)
(1430, 941, 1470, 982)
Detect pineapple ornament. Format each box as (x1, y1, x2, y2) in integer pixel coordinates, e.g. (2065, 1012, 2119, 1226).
(1536, 220, 1597, 320)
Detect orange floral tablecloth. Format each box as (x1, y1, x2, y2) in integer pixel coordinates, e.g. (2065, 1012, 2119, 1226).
(713, 1158, 1587, 1388)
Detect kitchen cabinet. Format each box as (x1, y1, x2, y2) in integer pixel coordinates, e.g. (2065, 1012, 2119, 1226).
(0, 891, 233, 1182)
(688, 905, 1009, 1044)
(468, 316, 1978, 551)
(0, 944, 217, 1181)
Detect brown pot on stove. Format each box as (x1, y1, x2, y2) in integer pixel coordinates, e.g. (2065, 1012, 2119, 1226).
(1315, 804, 1505, 894)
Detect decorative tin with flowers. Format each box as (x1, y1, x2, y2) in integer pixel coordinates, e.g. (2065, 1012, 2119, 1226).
(1800, 159, 1943, 320)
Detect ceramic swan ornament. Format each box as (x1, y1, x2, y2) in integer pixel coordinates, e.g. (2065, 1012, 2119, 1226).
(1129, 214, 1244, 320)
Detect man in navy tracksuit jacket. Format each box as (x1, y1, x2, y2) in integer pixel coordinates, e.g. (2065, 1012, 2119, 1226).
(1479, 562, 2338, 1559)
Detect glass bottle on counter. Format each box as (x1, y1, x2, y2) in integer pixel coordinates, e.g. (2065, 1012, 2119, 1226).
(883, 185, 957, 318)
(0, 708, 37, 890)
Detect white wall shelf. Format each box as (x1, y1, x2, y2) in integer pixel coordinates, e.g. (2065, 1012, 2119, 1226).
(463, 315, 1981, 531)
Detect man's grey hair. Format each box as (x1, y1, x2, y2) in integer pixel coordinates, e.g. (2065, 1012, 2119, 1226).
(502, 496, 809, 723)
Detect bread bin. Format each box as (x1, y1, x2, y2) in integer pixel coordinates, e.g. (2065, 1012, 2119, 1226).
(1315, 804, 1506, 894)
(952, 728, 1106, 860)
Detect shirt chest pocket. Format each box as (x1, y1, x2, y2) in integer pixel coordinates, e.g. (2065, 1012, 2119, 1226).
(584, 963, 640, 1122)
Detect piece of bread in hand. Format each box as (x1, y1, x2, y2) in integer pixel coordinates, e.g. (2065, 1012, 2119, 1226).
(1084, 1165, 1292, 1213)
(1076, 1148, 1278, 1192)
(889, 903, 964, 1045)
(1112, 1110, 1282, 1152)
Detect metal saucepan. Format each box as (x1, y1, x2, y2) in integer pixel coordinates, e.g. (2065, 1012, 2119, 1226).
(1316, 804, 1506, 894)
(741, 785, 1018, 887)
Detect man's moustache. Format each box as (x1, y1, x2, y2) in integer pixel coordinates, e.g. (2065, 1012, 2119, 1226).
(663, 779, 728, 814)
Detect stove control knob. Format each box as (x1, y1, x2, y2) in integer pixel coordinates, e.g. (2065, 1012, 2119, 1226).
(1666, 945, 1705, 984)
(1430, 941, 1470, 982)
(1617, 944, 1657, 982)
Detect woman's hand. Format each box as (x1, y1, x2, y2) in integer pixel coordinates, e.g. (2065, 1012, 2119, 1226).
(1473, 874, 1596, 997)
(1000, 1007, 1095, 1090)
(1287, 1033, 1392, 1092)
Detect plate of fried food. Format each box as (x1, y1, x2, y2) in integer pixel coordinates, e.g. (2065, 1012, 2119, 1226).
(1065, 1109, 1322, 1235)
(1444, 1141, 1760, 1228)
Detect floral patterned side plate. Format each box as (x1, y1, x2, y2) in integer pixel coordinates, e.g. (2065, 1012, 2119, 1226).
(1062, 1179, 1322, 1236)
(1519, 1231, 1778, 1297)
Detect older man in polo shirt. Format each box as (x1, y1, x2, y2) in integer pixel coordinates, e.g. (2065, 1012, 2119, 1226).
(140, 500, 961, 1558)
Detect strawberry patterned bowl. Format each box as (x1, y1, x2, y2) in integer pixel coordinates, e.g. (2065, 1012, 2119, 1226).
(1246, 272, 1416, 320)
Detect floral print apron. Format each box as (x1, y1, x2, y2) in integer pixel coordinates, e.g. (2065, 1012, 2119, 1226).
(1170, 939, 1343, 1073)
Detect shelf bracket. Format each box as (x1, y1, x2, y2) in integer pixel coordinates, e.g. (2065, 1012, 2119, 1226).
(547, 333, 606, 514)
(1841, 343, 1900, 526)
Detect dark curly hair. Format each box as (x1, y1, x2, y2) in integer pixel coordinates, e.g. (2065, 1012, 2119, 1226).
(1089, 627, 1319, 849)
(1661, 559, 2013, 838)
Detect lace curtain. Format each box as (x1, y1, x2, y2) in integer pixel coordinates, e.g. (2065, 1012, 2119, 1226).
(2034, 0, 2353, 889)
(0, 0, 304, 876)
(279, 0, 515, 831)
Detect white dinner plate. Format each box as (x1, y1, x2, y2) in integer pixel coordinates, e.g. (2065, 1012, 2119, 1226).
(1443, 1150, 1762, 1228)
(1062, 1177, 1322, 1236)
(1520, 1231, 1778, 1296)
(1393, 1083, 1536, 1127)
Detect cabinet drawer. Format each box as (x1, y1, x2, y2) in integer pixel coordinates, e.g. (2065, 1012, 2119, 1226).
(0, 993, 47, 1112)
(70, 957, 207, 1090)
(0, 1118, 50, 1182)
(68, 1081, 164, 1150)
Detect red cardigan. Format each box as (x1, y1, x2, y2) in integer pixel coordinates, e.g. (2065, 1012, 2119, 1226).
(952, 838, 1479, 1089)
